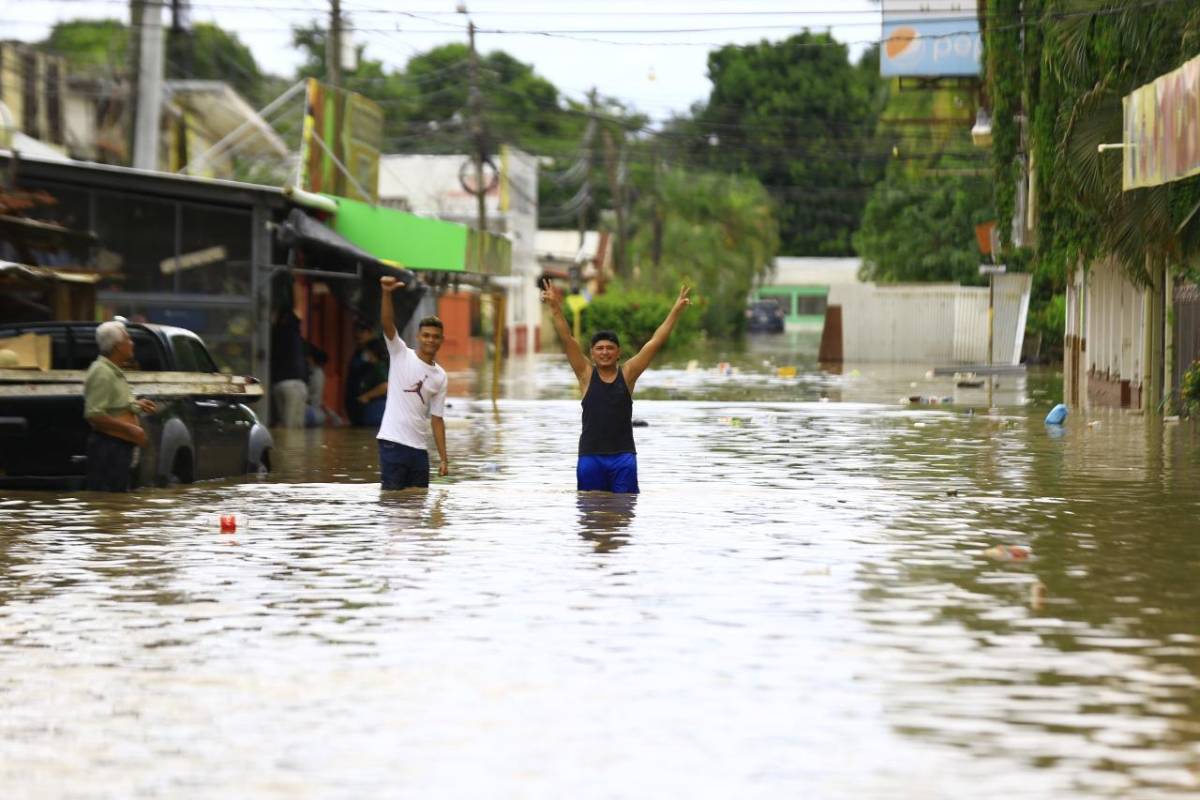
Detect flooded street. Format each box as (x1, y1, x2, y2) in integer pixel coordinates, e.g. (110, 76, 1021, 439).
(3, 334, 1200, 799)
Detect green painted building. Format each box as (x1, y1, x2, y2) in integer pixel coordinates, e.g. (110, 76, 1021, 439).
(752, 257, 863, 331)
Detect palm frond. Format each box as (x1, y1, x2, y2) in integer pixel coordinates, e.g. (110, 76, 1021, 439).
(1058, 81, 1122, 206)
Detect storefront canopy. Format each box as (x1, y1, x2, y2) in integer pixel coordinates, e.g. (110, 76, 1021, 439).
(326, 195, 511, 276)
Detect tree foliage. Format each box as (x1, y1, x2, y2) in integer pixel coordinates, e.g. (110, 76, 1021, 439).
(625, 168, 779, 338)
(581, 286, 702, 353)
(172, 23, 264, 102)
(42, 19, 129, 74)
(855, 166, 993, 284)
(676, 33, 885, 256)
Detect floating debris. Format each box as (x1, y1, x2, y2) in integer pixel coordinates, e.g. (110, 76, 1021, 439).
(984, 544, 1031, 562)
(1044, 403, 1068, 425)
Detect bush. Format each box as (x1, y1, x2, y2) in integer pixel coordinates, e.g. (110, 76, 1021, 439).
(1026, 292, 1066, 361)
(579, 285, 703, 353)
(1181, 361, 1200, 417)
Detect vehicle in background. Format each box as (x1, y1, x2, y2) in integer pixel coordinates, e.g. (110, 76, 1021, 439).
(746, 298, 786, 334)
(0, 321, 272, 489)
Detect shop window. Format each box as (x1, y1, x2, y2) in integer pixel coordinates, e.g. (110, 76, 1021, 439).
(796, 295, 828, 316)
(92, 191, 177, 293)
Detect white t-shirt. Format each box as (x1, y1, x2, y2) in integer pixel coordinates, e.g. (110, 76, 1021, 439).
(376, 332, 448, 450)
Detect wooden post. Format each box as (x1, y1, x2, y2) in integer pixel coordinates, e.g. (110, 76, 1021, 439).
(491, 290, 505, 405)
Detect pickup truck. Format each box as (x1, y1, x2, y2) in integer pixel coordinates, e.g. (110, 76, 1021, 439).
(0, 321, 272, 489)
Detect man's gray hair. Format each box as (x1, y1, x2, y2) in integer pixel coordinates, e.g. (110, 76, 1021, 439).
(96, 321, 128, 356)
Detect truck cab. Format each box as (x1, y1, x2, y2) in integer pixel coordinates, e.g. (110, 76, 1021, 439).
(0, 322, 272, 489)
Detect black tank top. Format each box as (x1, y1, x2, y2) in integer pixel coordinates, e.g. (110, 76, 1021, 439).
(579, 366, 636, 455)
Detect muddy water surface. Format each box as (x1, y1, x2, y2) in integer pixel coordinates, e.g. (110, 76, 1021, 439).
(2, 334, 1200, 798)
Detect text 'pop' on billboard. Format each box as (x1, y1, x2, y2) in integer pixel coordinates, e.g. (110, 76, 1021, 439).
(880, 0, 981, 78)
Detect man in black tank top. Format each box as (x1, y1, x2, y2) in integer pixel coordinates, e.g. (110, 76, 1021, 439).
(542, 279, 692, 493)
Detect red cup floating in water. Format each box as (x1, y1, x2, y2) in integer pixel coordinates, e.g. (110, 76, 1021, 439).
(219, 514, 238, 533)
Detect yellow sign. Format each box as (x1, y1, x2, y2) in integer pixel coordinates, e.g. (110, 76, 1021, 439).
(1123, 54, 1200, 190)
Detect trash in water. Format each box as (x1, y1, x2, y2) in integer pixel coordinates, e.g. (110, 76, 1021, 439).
(1030, 581, 1047, 610)
(219, 514, 238, 533)
(631, 418, 649, 427)
(686, 359, 699, 372)
(984, 544, 1031, 562)
(479, 462, 501, 473)
(1045, 403, 1068, 425)
(946, 489, 959, 497)
(718, 416, 750, 427)
(1087, 420, 1101, 430)
(777, 366, 797, 379)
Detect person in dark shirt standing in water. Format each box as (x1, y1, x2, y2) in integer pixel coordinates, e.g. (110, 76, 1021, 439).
(541, 279, 691, 493)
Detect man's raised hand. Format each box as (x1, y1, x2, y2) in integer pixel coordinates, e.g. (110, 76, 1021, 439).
(675, 284, 692, 310)
(540, 278, 563, 310)
(380, 276, 404, 293)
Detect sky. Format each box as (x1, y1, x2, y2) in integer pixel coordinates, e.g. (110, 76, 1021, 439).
(3, 0, 886, 120)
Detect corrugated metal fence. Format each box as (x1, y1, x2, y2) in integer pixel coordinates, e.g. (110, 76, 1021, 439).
(1173, 282, 1200, 392)
(825, 274, 1031, 364)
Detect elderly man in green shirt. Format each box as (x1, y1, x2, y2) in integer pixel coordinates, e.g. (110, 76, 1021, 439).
(84, 321, 157, 492)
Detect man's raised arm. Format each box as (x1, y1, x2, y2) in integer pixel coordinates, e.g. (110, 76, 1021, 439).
(541, 279, 591, 388)
(623, 284, 691, 389)
(380, 276, 404, 341)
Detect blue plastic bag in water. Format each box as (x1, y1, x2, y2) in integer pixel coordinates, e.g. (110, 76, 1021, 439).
(1045, 403, 1068, 425)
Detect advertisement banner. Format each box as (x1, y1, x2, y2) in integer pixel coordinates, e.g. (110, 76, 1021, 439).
(298, 78, 383, 202)
(1123, 54, 1200, 190)
(881, 18, 982, 77)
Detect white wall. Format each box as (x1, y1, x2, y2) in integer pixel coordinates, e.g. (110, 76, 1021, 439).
(827, 275, 1031, 364)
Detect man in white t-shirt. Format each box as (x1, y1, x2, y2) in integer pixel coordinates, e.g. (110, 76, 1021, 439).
(377, 275, 450, 489)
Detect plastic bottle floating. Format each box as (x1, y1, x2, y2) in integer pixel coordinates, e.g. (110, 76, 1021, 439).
(219, 514, 238, 533)
(1045, 403, 1068, 425)
(984, 544, 1031, 561)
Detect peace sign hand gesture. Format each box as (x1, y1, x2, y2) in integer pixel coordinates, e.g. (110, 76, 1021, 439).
(674, 284, 692, 311)
(540, 278, 563, 312)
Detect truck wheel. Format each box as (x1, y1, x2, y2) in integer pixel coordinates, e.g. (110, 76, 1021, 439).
(168, 448, 195, 485)
(248, 449, 271, 475)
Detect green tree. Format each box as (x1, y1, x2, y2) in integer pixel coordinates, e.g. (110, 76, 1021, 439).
(686, 32, 886, 256)
(42, 19, 129, 74)
(854, 166, 993, 284)
(626, 168, 779, 338)
(171, 23, 264, 101)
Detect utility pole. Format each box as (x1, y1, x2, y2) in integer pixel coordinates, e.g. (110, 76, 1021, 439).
(602, 123, 627, 278)
(132, 0, 165, 170)
(328, 0, 343, 89)
(460, 8, 500, 400)
(467, 19, 487, 235)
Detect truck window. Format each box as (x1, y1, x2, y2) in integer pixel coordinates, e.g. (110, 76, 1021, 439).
(129, 329, 165, 371)
(171, 335, 218, 373)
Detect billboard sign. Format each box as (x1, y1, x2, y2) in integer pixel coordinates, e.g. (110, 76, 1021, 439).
(1123, 54, 1200, 190)
(298, 79, 384, 202)
(881, 0, 981, 78)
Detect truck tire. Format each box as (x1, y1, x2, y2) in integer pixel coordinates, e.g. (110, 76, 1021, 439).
(248, 448, 270, 475)
(165, 448, 195, 486)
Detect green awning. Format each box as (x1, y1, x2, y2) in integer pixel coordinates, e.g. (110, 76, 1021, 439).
(326, 194, 511, 276)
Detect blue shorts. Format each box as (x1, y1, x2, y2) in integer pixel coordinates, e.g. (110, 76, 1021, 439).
(379, 439, 429, 490)
(577, 452, 639, 494)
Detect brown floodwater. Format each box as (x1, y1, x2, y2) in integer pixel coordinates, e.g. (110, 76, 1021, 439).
(2, 332, 1199, 798)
